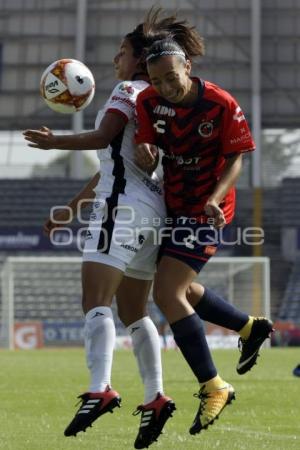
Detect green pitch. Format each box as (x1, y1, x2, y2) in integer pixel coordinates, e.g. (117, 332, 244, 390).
(1, 347, 299, 450)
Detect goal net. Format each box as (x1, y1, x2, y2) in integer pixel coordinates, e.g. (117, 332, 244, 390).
(0, 256, 270, 349)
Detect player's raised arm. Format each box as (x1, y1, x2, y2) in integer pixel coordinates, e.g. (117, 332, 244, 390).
(23, 111, 127, 151)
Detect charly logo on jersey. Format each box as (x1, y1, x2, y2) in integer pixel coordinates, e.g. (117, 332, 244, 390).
(183, 234, 197, 249)
(153, 119, 166, 134)
(153, 105, 176, 117)
(138, 234, 145, 245)
(118, 82, 135, 96)
(198, 120, 214, 137)
(233, 106, 245, 123)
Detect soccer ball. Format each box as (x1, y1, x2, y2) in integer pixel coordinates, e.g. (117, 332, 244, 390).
(40, 59, 95, 114)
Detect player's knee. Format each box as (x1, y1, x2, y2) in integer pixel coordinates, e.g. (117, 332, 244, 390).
(117, 307, 146, 327)
(186, 283, 204, 306)
(153, 283, 173, 309)
(81, 292, 112, 314)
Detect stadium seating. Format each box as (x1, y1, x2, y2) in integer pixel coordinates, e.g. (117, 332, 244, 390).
(1, 177, 300, 342)
(0, 178, 91, 227)
(278, 256, 300, 321)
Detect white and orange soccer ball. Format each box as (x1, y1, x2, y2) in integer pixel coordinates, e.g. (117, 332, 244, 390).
(40, 59, 95, 114)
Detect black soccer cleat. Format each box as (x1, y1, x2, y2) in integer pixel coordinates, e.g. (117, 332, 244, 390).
(293, 364, 300, 377)
(236, 317, 274, 375)
(133, 393, 176, 449)
(64, 385, 121, 437)
(189, 383, 235, 435)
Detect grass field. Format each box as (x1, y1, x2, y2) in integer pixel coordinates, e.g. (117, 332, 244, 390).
(1, 347, 299, 450)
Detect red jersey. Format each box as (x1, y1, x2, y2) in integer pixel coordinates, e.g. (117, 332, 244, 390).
(135, 78, 255, 224)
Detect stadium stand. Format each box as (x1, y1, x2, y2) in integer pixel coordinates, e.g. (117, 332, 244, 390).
(281, 178, 300, 228)
(0, 177, 295, 330)
(278, 256, 300, 321)
(0, 178, 90, 227)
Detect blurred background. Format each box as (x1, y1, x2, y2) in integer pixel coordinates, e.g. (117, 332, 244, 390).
(0, 0, 300, 349)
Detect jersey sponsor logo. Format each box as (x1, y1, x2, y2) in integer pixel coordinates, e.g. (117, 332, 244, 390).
(153, 119, 166, 134)
(230, 131, 252, 145)
(120, 243, 138, 253)
(198, 121, 214, 137)
(153, 104, 176, 117)
(118, 82, 134, 96)
(233, 106, 245, 123)
(164, 152, 201, 166)
(141, 176, 163, 195)
(111, 95, 135, 109)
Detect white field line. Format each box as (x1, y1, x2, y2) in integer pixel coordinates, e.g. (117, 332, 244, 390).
(218, 425, 299, 441)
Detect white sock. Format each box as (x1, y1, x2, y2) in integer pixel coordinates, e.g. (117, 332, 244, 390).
(84, 306, 116, 393)
(127, 316, 163, 404)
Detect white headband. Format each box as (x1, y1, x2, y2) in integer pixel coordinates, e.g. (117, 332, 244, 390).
(146, 49, 186, 62)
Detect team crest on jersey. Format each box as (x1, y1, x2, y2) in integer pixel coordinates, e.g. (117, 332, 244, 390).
(118, 82, 134, 96)
(198, 121, 214, 137)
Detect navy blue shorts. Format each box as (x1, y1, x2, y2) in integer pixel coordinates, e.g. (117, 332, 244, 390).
(158, 217, 223, 273)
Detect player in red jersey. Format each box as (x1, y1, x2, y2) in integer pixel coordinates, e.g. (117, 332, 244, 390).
(135, 12, 273, 435)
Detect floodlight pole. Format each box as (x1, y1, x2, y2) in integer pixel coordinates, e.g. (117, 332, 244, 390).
(251, 0, 262, 189)
(251, 0, 262, 256)
(70, 0, 87, 179)
(251, 0, 263, 316)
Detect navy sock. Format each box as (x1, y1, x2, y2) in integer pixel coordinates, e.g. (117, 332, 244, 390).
(194, 287, 249, 332)
(170, 313, 217, 383)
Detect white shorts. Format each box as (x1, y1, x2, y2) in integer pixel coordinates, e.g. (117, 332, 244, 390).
(82, 195, 164, 280)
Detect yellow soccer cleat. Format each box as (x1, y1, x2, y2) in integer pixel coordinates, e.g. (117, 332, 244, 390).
(189, 383, 235, 434)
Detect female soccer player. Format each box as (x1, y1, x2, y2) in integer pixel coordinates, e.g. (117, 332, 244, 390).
(24, 23, 176, 449)
(135, 15, 273, 435)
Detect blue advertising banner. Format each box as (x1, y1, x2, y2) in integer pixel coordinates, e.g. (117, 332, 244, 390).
(0, 227, 82, 251)
(43, 321, 84, 345)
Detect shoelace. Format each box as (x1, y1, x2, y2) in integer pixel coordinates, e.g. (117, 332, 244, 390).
(132, 405, 144, 416)
(75, 394, 86, 408)
(193, 386, 210, 415)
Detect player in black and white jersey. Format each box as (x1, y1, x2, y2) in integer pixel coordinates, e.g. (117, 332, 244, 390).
(24, 23, 175, 449)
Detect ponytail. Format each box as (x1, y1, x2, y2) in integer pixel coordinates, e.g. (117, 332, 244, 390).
(143, 7, 205, 60)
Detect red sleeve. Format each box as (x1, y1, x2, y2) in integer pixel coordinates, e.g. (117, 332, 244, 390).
(134, 93, 156, 144)
(221, 97, 255, 158)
